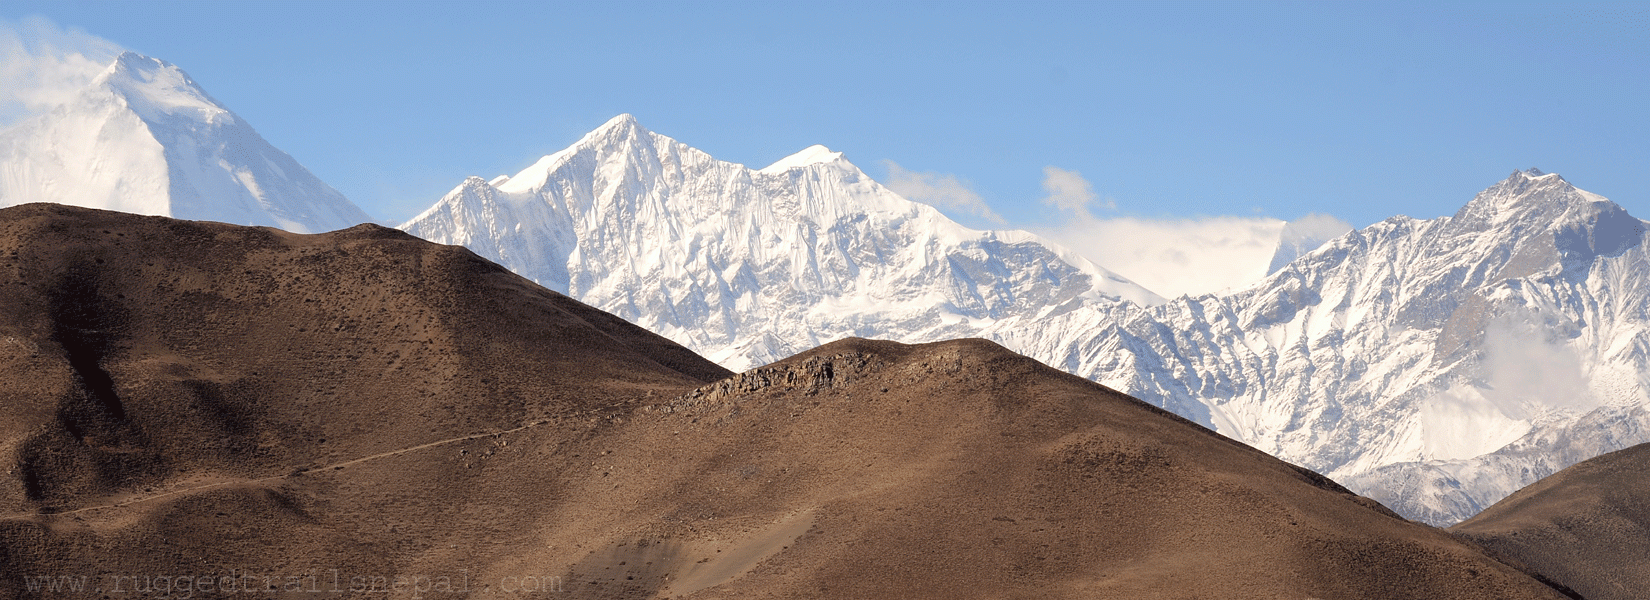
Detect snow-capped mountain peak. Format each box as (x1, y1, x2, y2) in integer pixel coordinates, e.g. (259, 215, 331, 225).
(1266, 214, 1356, 275)
(95, 52, 228, 125)
(0, 52, 372, 233)
(493, 113, 656, 196)
(758, 144, 844, 173)
(1438, 169, 1645, 281)
(1453, 169, 1590, 227)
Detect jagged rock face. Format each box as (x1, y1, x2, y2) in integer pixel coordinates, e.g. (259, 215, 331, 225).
(400, 114, 1159, 370)
(674, 352, 874, 404)
(1014, 169, 1650, 524)
(0, 52, 372, 233)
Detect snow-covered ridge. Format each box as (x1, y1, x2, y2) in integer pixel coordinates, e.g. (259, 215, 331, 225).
(758, 144, 844, 173)
(401, 114, 1161, 370)
(0, 52, 372, 233)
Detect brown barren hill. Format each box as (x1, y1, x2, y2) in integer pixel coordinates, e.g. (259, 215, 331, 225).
(0, 204, 1571, 599)
(0, 203, 726, 597)
(1453, 442, 1650, 600)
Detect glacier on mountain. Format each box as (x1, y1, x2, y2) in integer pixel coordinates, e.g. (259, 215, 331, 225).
(402, 116, 1650, 525)
(0, 52, 371, 233)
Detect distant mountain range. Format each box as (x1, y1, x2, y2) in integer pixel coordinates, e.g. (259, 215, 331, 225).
(8, 52, 1649, 527)
(400, 113, 1161, 369)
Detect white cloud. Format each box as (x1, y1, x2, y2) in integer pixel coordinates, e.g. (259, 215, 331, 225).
(880, 160, 1004, 225)
(1281, 213, 1355, 245)
(1480, 314, 1600, 417)
(1030, 166, 1287, 298)
(0, 16, 123, 125)
(1415, 311, 1604, 460)
(1040, 166, 1114, 216)
(1037, 215, 1286, 299)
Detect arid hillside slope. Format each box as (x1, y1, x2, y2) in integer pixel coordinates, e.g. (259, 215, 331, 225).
(1454, 442, 1650, 600)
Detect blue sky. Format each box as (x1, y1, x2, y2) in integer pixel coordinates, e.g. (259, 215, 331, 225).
(2, 1, 1647, 294)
